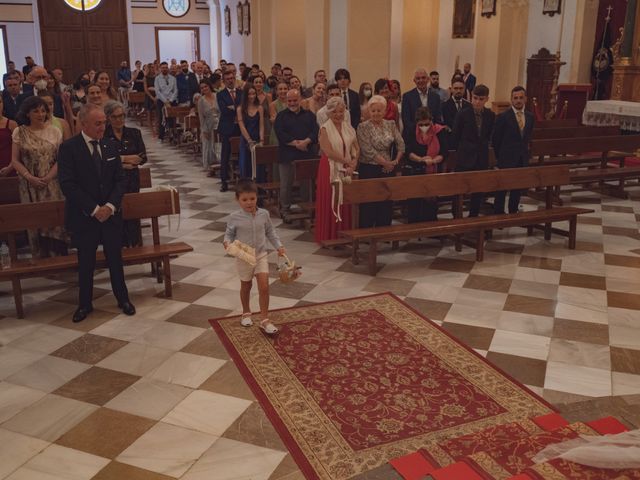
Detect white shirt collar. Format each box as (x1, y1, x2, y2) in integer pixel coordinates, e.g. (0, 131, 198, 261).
(512, 106, 524, 115)
(81, 131, 101, 151)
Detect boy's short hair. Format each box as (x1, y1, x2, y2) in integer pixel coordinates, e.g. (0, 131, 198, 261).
(473, 84, 490, 97)
(235, 178, 258, 198)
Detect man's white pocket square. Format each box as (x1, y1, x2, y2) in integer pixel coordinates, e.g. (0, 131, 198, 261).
(106, 157, 116, 162)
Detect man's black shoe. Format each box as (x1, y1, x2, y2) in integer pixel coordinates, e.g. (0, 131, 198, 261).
(220, 183, 228, 192)
(72, 307, 93, 323)
(118, 301, 136, 316)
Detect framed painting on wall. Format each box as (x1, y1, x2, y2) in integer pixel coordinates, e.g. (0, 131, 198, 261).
(242, 1, 250, 35)
(481, 0, 496, 18)
(236, 2, 243, 34)
(224, 5, 231, 37)
(453, 0, 476, 38)
(543, 0, 561, 16)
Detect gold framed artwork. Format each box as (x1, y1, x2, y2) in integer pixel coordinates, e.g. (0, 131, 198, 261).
(236, 2, 243, 35)
(543, 0, 561, 16)
(453, 0, 476, 38)
(224, 5, 231, 36)
(242, 1, 251, 36)
(481, 0, 496, 18)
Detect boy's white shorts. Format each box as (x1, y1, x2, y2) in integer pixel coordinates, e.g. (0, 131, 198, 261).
(236, 254, 269, 281)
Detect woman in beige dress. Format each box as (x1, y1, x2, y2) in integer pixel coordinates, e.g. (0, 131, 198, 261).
(11, 96, 67, 257)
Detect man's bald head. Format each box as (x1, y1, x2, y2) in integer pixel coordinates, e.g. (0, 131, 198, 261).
(413, 68, 429, 91)
(286, 89, 301, 111)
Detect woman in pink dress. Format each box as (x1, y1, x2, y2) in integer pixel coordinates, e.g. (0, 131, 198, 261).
(314, 97, 359, 245)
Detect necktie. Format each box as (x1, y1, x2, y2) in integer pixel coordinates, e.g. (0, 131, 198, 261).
(456, 100, 461, 111)
(516, 110, 525, 133)
(475, 111, 483, 136)
(343, 90, 349, 109)
(90, 140, 102, 176)
(230, 89, 236, 102)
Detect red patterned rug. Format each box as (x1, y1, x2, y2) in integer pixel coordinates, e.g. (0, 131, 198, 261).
(210, 293, 554, 480)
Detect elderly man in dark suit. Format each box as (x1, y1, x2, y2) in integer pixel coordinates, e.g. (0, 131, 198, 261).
(402, 68, 443, 142)
(58, 103, 135, 323)
(216, 68, 242, 192)
(452, 84, 495, 217)
(492, 86, 535, 214)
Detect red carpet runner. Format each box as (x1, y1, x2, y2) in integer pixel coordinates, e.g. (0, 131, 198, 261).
(210, 293, 554, 480)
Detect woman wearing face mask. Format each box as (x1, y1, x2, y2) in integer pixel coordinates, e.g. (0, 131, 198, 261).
(301, 82, 326, 114)
(11, 96, 68, 257)
(404, 107, 447, 223)
(356, 95, 404, 228)
(358, 82, 373, 122)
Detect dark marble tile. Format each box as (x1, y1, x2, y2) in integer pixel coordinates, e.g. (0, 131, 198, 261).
(429, 257, 475, 273)
(92, 462, 175, 480)
(552, 318, 609, 345)
(441, 322, 495, 350)
(403, 297, 452, 321)
(154, 283, 213, 303)
(53, 366, 141, 406)
(51, 334, 128, 364)
(485, 352, 547, 387)
(181, 329, 230, 360)
(608, 291, 640, 310)
(518, 255, 562, 271)
(559, 272, 606, 290)
(168, 304, 232, 328)
(463, 274, 512, 293)
(199, 361, 256, 401)
(503, 294, 556, 317)
(222, 402, 287, 451)
(611, 346, 640, 375)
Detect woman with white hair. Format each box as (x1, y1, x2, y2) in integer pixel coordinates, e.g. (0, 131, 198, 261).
(104, 100, 147, 246)
(356, 94, 404, 228)
(314, 96, 359, 244)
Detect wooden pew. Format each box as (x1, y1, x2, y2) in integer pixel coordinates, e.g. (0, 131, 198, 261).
(0, 189, 192, 318)
(128, 91, 147, 126)
(164, 105, 192, 145)
(531, 125, 619, 140)
(531, 134, 640, 198)
(340, 165, 593, 275)
(535, 119, 579, 128)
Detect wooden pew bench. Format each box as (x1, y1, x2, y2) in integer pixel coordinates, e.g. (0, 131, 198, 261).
(340, 165, 594, 275)
(531, 125, 619, 140)
(0, 189, 192, 318)
(531, 134, 640, 199)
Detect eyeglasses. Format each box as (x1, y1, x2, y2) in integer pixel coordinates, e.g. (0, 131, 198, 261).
(110, 113, 125, 120)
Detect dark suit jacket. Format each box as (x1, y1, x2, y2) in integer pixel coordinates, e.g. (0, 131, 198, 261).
(2, 91, 19, 120)
(58, 134, 127, 233)
(442, 97, 472, 131)
(343, 89, 361, 130)
(15, 91, 64, 121)
(451, 106, 495, 171)
(492, 108, 535, 168)
(401, 88, 443, 140)
(186, 73, 201, 105)
(216, 88, 243, 136)
(464, 73, 477, 99)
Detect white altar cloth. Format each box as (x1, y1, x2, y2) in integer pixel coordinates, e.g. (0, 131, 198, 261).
(583, 100, 640, 132)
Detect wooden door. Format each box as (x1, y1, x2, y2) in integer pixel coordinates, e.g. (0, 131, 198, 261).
(37, 0, 129, 84)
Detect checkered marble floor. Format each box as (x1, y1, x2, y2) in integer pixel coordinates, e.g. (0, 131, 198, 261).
(1, 126, 640, 479)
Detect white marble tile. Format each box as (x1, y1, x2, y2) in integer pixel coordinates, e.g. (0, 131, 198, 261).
(557, 286, 607, 309)
(611, 372, 640, 395)
(489, 330, 551, 360)
(0, 382, 47, 424)
(6, 355, 90, 393)
(0, 428, 50, 479)
(7, 325, 83, 354)
(547, 338, 611, 370)
(116, 422, 217, 477)
(469, 262, 518, 279)
(301, 286, 370, 304)
(407, 282, 461, 304)
(554, 302, 609, 325)
(496, 311, 555, 337)
(2, 394, 98, 442)
(149, 351, 225, 388)
(89, 316, 158, 342)
(105, 378, 192, 420)
(560, 252, 606, 276)
(180, 268, 239, 288)
(96, 342, 174, 376)
(5, 444, 109, 480)
(544, 361, 612, 397)
(443, 304, 501, 329)
(0, 348, 47, 380)
(162, 390, 252, 436)
(513, 267, 561, 284)
(182, 437, 286, 480)
(0, 319, 43, 347)
(194, 288, 246, 309)
(455, 288, 507, 310)
(133, 322, 205, 351)
(508, 279, 558, 300)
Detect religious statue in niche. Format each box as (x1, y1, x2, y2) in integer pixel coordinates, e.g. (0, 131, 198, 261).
(453, 0, 476, 38)
(237, 2, 243, 35)
(243, 1, 251, 36)
(224, 5, 231, 37)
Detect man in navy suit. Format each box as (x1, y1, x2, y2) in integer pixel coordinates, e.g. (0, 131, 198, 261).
(216, 68, 242, 192)
(402, 68, 443, 142)
(58, 103, 135, 323)
(462, 63, 477, 101)
(492, 86, 535, 214)
(334, 68, 361, 130)
(442, 79, 472, 132)
(452, 84, 495, 217)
